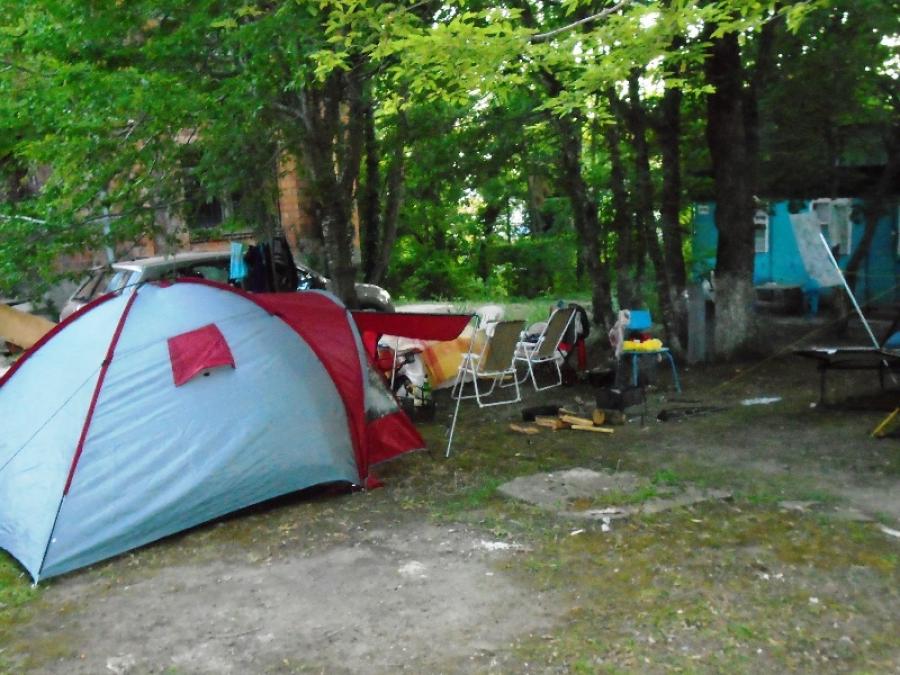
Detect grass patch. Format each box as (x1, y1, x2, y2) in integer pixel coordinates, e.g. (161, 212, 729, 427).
(412, 295, 593, 326)
(0, 552, 36, 611)
(435, 477, 505, 518)
(569, 484, 664, 510)
(650, 468, 682, 487)
(0, 552, 39, 671)
(506, 504, 900, 672)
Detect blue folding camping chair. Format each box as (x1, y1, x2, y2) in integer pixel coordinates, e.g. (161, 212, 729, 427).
(621, 309, 682, 392)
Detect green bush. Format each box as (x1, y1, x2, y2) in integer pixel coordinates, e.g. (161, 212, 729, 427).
(386, 236, 482, 300)
(485, 236, 579, 299)
(386, 232, 581, 301)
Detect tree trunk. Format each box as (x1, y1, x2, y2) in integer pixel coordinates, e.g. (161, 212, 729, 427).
(368, 111, 408, 285)
(1, 157, 29, 203)
(705, 29, 755, 357)
(518, 2, 611, 328)
(658, 79, 688, 346)
(477, 202, 502, 280)
(845, 121, 900, 299)
(555, 112, 612, 329)
(603, 90, 635, 310)
(525, 172, 550, 234)
(659, 85, 686, 288)
(626, 73, 683, 354)
(743, 14, 780, 201)
(296, 68, 365, 307)
(361, 101, 381, 281)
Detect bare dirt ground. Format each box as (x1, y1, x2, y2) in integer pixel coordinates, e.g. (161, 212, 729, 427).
(19, 522, 559, 674)
(2, 318, 899, 673)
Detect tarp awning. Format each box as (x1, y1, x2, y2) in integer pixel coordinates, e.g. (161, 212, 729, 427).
(351, 312, 472, 360)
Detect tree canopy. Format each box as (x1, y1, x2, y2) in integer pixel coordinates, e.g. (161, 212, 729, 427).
(1, 0, 896, 352)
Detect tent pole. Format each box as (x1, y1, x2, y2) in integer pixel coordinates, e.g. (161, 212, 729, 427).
(39, 289, 140, 580)
(820, 232, 896, 385)
(445, 378, 463, 458)
(446, 316, 479, 458)
(819, 232, 880, 348)
(390, 335, 400, 390)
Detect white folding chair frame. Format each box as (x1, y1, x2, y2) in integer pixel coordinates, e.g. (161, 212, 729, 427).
(446, 320, 523, 457)
(514, 307, 575, 391)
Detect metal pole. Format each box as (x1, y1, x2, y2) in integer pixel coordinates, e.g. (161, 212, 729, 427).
(819, 232, 879, 348)
(102, 213, 116, 264)
(446, 316, 479, 458)
(390, 335, 400, 391)
(820, 232, 896, 386)
(445, 377, 464, 458)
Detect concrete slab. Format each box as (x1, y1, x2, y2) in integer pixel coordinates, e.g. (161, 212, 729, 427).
(498, 468, 731, 521)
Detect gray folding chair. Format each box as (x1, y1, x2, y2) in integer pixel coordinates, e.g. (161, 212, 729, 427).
(445, 319, 525, 457)
(514, 306, 576, 391)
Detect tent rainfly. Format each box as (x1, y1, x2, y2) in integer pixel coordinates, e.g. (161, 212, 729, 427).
(0, 280, 423, 581)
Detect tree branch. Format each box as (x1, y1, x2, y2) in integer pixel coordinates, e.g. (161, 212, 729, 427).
(272, 101, 303, 120)
(1, 58, 37, 75)
(530, 0, 633, 42)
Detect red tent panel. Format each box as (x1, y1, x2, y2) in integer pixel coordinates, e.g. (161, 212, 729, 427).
(366, 411, 426, 466)
(167, 323, 235, 387)
(255, 293, 370, 478)
(352, 312, 472, 360)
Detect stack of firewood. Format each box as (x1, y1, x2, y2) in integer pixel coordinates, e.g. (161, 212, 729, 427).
(509, 407, 625, 436)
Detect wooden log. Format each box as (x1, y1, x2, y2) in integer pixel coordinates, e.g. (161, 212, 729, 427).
(521, 405, 561, 421)
(598, 409, 626, 425)
(872, 408, 899, 438)
(571, 424, 614, 434)
(534, 416, 570, 430)
(560, 414, 595, 427)
(509, 423, 541, 435)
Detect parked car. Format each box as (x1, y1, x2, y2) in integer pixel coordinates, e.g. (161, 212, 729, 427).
(292, 263, 394, 313)
(60, 251, 394, 320)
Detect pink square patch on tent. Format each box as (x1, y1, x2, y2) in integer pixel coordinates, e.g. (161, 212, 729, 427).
(167, 323, 235, 387)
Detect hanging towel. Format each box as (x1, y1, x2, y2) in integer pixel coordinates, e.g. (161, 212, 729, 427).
(229, 241, 248, 281)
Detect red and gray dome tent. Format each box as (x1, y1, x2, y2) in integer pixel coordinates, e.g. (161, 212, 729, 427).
(0, 280, 424, 582)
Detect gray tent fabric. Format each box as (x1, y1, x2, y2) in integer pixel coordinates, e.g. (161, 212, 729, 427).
(0, 297, 123, 577)
(789, 212, 843, 287)
(0, 282, 360, 581)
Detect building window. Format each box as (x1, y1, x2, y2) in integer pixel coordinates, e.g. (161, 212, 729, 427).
(811, 198, 852, 256)
(753, 209, 769, 253)
(178, 146, 220, 231)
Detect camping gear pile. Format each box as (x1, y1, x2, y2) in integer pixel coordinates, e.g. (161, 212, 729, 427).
(608, 309, 682, 392)
(0, 280, 423, 582)
(445, 304, 587, 456)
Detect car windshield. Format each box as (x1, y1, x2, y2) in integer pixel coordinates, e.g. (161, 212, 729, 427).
(105, 269, 138, 293)
(72, 270, 112, 302)
(71, 268, 136, 303)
